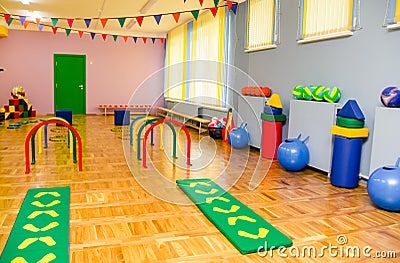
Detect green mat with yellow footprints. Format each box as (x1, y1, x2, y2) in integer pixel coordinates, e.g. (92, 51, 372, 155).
(176, 179, 293, 255)
(0, 187, 70, 263)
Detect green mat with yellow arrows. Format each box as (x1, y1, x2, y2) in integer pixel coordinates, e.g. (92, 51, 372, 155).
(176, 179, 292, 254)
(0, 186, 70, 263)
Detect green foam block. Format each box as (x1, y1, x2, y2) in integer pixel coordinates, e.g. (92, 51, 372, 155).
(0, 186, 70, 262)
(176, 179, 292, 254)
(260, 113, 286, 123)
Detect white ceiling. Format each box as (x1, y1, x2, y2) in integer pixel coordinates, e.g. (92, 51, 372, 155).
(0, 0, 244, 38)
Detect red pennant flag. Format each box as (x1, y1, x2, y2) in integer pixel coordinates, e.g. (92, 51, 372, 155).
(136, 16, 144, 27)
(35, 18, 41, 24)
(23, 21, 29, 29)
(160, 38, 165, 44)
(123, 36, 128, 42)
(67, 19, 74, 28)
(142, 37, 147, 44)
(172, 13, 180, 23)
(4, 14, 11, 24)
(227, 0, 233, 10)
(100, 18, 108, 28)
(199, 0, 204, 6)
(52, 26, 58, 34)
(210, 7, 218, 17)
(102, 34, 107, 41)
(78, 31, 84, 38)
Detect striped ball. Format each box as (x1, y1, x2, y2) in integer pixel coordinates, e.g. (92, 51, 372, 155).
(292, 85, 304, 100)
(311, 85, 326, 101)
(302, 86, 314, 100)
(323, 86, 341, 103)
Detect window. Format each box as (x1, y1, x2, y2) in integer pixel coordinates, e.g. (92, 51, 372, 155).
(297, 0, 361, 43)
(384, 0, 400, 29)
(165, 7, 235, 107)
(246, 0, 280, 52)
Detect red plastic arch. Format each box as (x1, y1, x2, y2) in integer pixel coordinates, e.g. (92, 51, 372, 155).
(143, 119, 192, 168)
(25, 120, 83, 174)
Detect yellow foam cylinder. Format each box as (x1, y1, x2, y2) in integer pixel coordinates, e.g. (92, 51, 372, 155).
(331, 125, 369, 138)
(38, 127, 43, 154)
(69, 131, 73, 153)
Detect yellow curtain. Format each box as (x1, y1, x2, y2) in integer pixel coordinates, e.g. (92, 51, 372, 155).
(395, 0, 400, 22)
(303, 0, 353, 39)
(246, 0, 275, 50)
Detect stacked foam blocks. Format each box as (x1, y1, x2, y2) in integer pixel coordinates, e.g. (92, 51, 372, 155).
(2, 97, 36, 120)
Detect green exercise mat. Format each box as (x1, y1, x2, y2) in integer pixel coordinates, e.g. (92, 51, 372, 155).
(0, 186, 70, 263)
(176, 179, 292, 254)
(336, 116, 365, 128)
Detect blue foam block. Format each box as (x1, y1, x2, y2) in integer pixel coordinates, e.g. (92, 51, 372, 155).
(56, 110, 73, 126)
(337, 99, 365, 120)
(114, 110, 130, 126)
(264, 106, 283, 115)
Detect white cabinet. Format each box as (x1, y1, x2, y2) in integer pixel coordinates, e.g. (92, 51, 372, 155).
(369, 107, 400, 175)
(288, 100, 339, 173)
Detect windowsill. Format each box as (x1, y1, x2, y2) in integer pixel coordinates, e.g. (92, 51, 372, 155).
(245, 44, 277, 53)
(165, 98, 228, 112)
(297, 31, 353, 44)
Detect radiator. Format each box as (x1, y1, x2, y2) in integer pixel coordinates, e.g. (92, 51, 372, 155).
(288, 100, 339, 173)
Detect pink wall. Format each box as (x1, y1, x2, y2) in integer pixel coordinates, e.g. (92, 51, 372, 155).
(0, 29, 165, 114)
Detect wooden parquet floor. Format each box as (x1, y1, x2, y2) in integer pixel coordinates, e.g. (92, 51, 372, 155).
(0, 115, 399, 262)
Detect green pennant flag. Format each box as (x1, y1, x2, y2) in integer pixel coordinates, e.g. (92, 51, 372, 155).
(113, 35, 118, 42)
(191, 10, 199, 20)
(65, 29, 71, 36)
(151, 38, 156, 43)
(7, 17, 14, 26)
(51, 18, 58, 27)
(214, 0, 219, 6)
(118, 18, 126, 28)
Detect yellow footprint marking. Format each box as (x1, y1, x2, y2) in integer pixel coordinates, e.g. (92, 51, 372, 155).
(189, 182, 211, 188)
(228, 216, 256, 226)
(31, 200, 61, 208)
(34, 192, 61, 198)
(27, 210, 59, 219)
(11, 257, 28, 263)
(23, 222, 59, 232)
(194, 188, 218, 195)
(206, 196, 230, 204)
(18, 236, 56, 249)
(238, 228, 270, 239)
(213, 205, 240, 214)
(37, 253, 57, 263)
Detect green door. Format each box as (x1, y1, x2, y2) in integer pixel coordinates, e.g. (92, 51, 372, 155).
(54, 54, 86, 114)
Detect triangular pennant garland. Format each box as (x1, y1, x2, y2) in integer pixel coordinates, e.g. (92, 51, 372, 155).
(210, 7, 218, 17)
(102, 34, 107, 41)
(35, 18, 41, 24)
(133, 37, 138, 43)
(151, 38, 156, 43)
(113, 35, 118, 42)
(4, 14, 11, 24)
(213, 0, 219, 7)
(38, 24, 44, 31)
(191, 10, 199, 20)
(90, 32, 96, 40)
(199, 0, 204, 6)
(84, 19, 91, 28)
(136, 16, 144, 26)
(160, 38, 165, 44)
(154, 15, 162, 25)
(78, 31, 84, 38)
(51, 18, 58, 27)
(52, 26, 58, 34)
(172, 13, 180, 23)
(100, 18, 108, 28)
(142, 37, 147, 44)
(231, 3, 238, 14)
(23, 21, 29, 29)
(123, 36, 128, 42)
(227, 0, 233, 10)
(67, 19, 74, 28)
(65, 28, 71, 36)
(7, 17, 14, 26)
(19, 16, 26, 25)
(118, 17, 126, 28)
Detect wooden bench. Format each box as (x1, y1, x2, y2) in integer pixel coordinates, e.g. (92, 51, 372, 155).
(98, 105, 152, 116)
(156, 107, 210, 134)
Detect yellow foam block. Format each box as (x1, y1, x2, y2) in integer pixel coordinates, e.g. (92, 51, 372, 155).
(331, 125, 369, 138)
(8, 105, 15, 113)
(266, 94, 282, 109)
(27, 104, 32, 111)
(0, 25, 8, 38)
(5, 112, 11, 120)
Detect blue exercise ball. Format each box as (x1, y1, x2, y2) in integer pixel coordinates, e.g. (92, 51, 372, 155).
(380, 86, 400, 107)
(277, 134, 310, 171)
(367, 158, 400, 211)
(228, 123, 249, 149)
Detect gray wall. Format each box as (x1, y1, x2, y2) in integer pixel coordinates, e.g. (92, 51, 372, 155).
(233, 1, 400, 176)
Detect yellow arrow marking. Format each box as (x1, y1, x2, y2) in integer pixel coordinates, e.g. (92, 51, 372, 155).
(205, 196, 230, 204)
(189, 182, 211, 188)
(37, 253, 57, 263)
(31, 200, 61, 208)
(11, 257, 28, 263)
(194, 188, 218, 195)
(34, 192, 61, 198)
(23, 222, 59, 232)
(238, 228, 269, 239)
(27, 210, 59, 219)
(18, 236, 56, 249)
(228, 215, 257, 226)
(213, 205, 240, 214)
